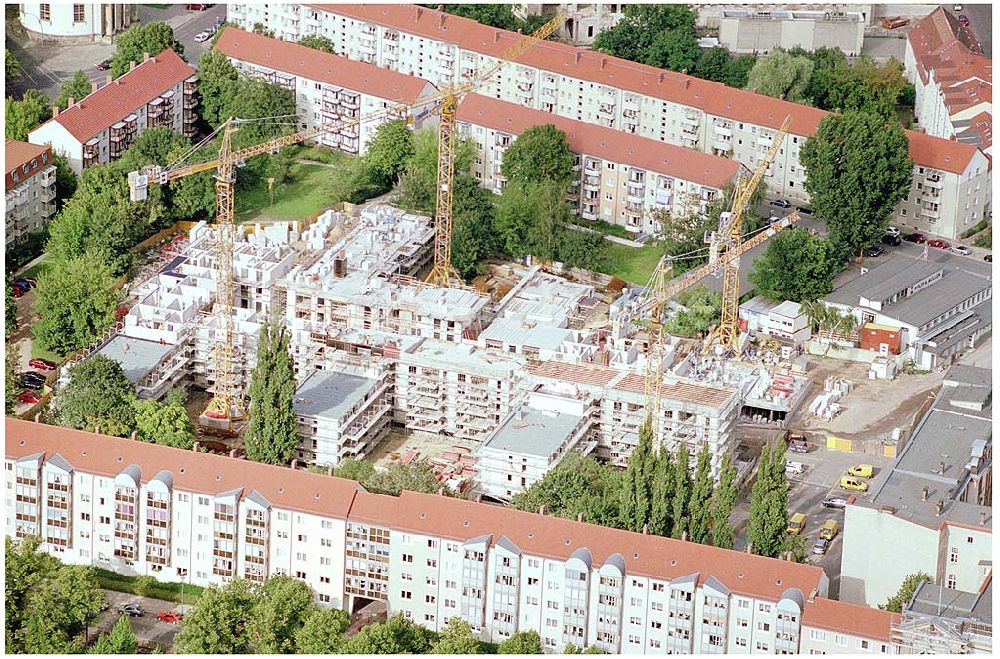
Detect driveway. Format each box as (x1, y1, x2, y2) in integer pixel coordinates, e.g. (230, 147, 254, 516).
(95, 590, 191, 650)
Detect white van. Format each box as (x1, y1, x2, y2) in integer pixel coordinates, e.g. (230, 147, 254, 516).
(785, 460, 805, 475)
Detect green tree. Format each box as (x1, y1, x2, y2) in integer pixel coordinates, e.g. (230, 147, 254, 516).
(670, 443, 692, 539)
(439, 4, 520, 31)
(329, 459, 456, 497)
(32, 254, 120, 356)
(397, 127, 475, 214)
(133, 575, 156, 598)
(5, 90, 51, 141)
(687, 443, 714, 544)
(663, 285, 722, 338)
(432, 617, 482, 654)
(749, 228, 841, 302)
(5, 348, 18, 415)
(175, 579, 258, 654)
(747, 442, 790, 558)
(6, 47, 20, 80)
(244, 321, 298, 465)
(133, 399, 195, 449)
(745, 50, 814, 103)
(648, 445, 675, 537)
(558, 228, 609, 272)
(693, 47, 733, 83)
(811, 56, 907, 118)
(364, 119, 415, 188)
(711, 453, 739, 549)
(594, 5, 697, 65)
(55, 354, 136, 436)
(105, 615, 139, 653)
(510, 453, 622, 528)
(6, 536, 60, 649)
(297, 34, 336, 52)
(6, 283, 17, 337)
(724, 55, 757, 89)
(338, 613, 436, 654)
(450, 173, 496, 278)
(498, 630, 543, 654)
(493, 180, 539, 257)
(110, 22, 184, 78)
(250, 576, 316, 653)
(880, 572, 932, 613)
(801, 111, 912, 258)
(645, 28, 700, 72)
(500, 124, 575, 186)
(294, 607, 349, 653)
(252, 22, 275, 38)
(618, 421, 655, 532)
(55, 70, 93, 111)
(22, 563, 103, 654)
(195, 50, 240, 128)
(52, 152, 78, 212)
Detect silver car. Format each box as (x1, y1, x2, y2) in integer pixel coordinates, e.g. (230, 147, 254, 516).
(811, 538, 830, 555)
(951, 245, 972, 256)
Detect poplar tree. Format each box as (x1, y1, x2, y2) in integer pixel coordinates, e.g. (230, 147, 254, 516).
(687, 443, 714, 544)
(244, 321, 299, 465)
(748, 441, 791, 557)
(618, 422, 654, 532)
(711, 453, 739, 549)
(670, 443, 692, 539)
(648, 447, 675, 537)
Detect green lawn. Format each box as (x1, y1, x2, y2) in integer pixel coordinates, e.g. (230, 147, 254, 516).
(235, 160, 353, 224)
(600, 241, 663, 285)
(17, 259, 51, 281)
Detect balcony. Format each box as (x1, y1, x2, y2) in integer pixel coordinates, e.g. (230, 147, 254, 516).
(683, 112, 700, 126)
(714, 123, 733, 138)
(40, 187, 56, 203)
(757, 134, 774, 149)
(627, 188, 644, 203)
(39, 166, 56, 186)
(338, 91, 360, 108)
(583, 176, 600, 191)
(598, 102, 615, 116)
(924, 174, 943, 189)
(540, 88, 556, 103)
(655, 190, 672, 206)
(713, 140, 732, 155)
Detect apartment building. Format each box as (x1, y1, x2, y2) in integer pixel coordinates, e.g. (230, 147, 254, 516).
(718, 8, 865, 56)
(227, 3, 990, 240)
(9, 417, 908, 654)
(28, 49, 197, 174)
(840, 365, 992, 609)
(905, 7, 992, 159)
(799, 597, 900, 654)
(5, 140, 56, 247)
(214, 27, 435, 155)
(478, 384, 597, 501)
(457, 93, 740, 234)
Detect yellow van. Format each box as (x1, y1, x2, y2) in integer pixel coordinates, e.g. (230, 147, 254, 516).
(839, 475, 869, 492)
(786, 513, 807, 536)
(848, 464, 875, 478)
(819, 519, 839, 540)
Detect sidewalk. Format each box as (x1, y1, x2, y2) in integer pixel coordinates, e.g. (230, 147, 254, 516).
(567, 222, 645, 247)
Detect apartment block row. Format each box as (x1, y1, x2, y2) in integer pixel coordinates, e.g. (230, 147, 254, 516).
(215, 27, 435, 155)
(5, 140, 57, 247)
(457, 93, 740, 234)
(8, 418, 905, 654)
(28, 49, 197, 174)
(227, 3, 990, 240)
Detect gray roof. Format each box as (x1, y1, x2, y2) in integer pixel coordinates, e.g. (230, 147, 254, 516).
(495, 535, 521, 555)
(825, 256, 943, 306)
(908, 580, 992, 625)
(482, 406, 584, 459)
(95, 335, 175, 386)
(887, 270, 990, 329)
(480, 318, 572, 352)
(293, 370, 378, 421)
(46, 453, 74, 473)
(945, 364, 993, 389)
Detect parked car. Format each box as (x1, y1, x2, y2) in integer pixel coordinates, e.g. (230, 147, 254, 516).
(866, 244, 885, 257)
(786, 512, 807, 536)
(11, 285, 23, 298)
(95, 59, 111, 71)
(821, 496, 851, 509)
(17, 391, 41, 405)
(951, 245, 972, 256)
(769, 198, 791, 208)
(928, 239, 950, 249)
(882, 234, 902, 246)
(839, 475, 869, 492)
(11, 281, 30, 294)
(156, 610, 183, 624)
(985, 254, 993, 263)
(194, 30, 212, 42)
(186, 3, 213, 9)
(796, 205, 813, 215)
(118, 603, 144, 617)
(784, 431, 808, 453)
(785, 460, 805, 475)
(959, 14, 970, 26)
(13, 278, 35, 289)
(18, 379, 43, 391)
(811, 537, 830, 555)
(819, 519, 839, 541)
(904, 232, 927, 243)
(28, 358, 56, 371)
(885, 225, 900, 237)
(848, 464, 875, 478)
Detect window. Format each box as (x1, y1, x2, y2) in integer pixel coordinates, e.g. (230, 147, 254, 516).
(810, 630, 827, 642)
(73, 4, 85, 22)
(40, 4, 50, 21)
(860, 640, 870, 650)
(947, 574, 957, 589)
(834, 634, 848, 647)
(967, 536, 974, 544)
(950, 547, 959, 563)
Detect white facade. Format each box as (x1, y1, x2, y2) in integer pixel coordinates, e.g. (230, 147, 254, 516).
(718, 8, 866, 56)
(5, 141, 56, 246)
(516, 3, 626, 46)
(18, 3, 136, 41)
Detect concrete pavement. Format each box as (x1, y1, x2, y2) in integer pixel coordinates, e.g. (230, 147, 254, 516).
(95, 590, 188, 650)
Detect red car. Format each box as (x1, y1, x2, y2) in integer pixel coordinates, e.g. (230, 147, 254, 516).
(17, 391, 41, 405)
(186, 3, 212, 9)
(904, 232, 927, 244)
(156, 610, 183, 624)
(28, 358, 57, 371)
(928, 239, 950, 249)
(11, 286, 23, 299)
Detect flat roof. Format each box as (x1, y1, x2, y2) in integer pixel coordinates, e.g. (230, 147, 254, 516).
(483, 407, 583, 458)
(293, 370, 376, 420)
(95, 335, 175, 385)
(909, 582, 985, 619)
(825, 256, 943, 306)
(480, 318, 572, 352)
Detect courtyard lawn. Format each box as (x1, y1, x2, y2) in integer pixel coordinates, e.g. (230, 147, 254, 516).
(600, 241, 664, 285)
(235, 159, 354, 224)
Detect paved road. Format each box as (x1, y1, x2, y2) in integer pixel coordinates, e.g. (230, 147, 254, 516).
(96, 590, 189, 650)
(962, 3, 992, 56)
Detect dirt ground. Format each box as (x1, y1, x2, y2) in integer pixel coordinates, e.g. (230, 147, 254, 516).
(367, 427, 477, 471)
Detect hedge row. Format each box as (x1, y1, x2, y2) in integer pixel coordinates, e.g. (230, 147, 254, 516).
(92, 567, 204, 605)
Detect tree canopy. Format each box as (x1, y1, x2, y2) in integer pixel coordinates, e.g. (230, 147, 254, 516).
(55, 354, 136, 436)
(56, 71, 93, 111)
(749, 228, 842, 302)
(244, 321, 299, 465)
(693, 48, 756, 89)
(297, 35, 336, 53)
(880, 572, 932, 613)
(110, 22, 184, 78)
(364, 119, 416, 188)
(5, 90, 51, 141)
(800, 111, 912, 258)
(328, 459, 457, 497)
(594, 5, 699, 72)
(747, 441, 790, 558)
(6, 47, 20, 80)
(133, 398, 195, 449)
(431, 618, 482, 654)
(498, 630, 543, 654)
(500, 124, 575, 186)
(663, 285, 722, 338)
(174, 579, 258, 654)
(338, 613, 436, 654)
(294, 607, 349, 653)
(745, 50, 814, 103)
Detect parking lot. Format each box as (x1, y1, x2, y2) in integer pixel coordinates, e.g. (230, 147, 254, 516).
(95, 590, 189, 650)
(733, 444, 893, 599)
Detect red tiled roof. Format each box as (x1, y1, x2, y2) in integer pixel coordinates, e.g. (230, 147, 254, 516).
(457, 93, 740, 189)
(801, 597, 900, 641)
(5, 418, 360, 519)
(905, 128, 981, 174)
(908, 7, 986, 86)
(31, 49, 194, 143)
(214, 27, 431, 102)
(5, 140, 50, 191)
(383, 490, 825, 601)
(527, 361, 622, 388)
(306, 3, 975, 172)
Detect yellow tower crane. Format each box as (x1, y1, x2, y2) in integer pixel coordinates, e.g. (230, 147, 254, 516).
(425, 12, 565, 287)
(707, 115, 792, 354)
(639, 211, 801, 450)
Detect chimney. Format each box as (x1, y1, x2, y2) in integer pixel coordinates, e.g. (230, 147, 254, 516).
(91, 80, 98, 93)
(577, 512, 583, 522)
(229, 449, 238, 458)
(936, 500, 944, 516)
(327, 465, 334, 476)
(922, 487, 929, 501)
(538, 505, 545, 515)
(193, 441, 201, 452)
(600, 57, 606, 71)
(979, 511, 987, 526)
(439, 14, 445, 29)
(746, 542, 752, 554)
(130, 60, 136, 71)
(34, 412, 42, 423)
(52, 106, 60, 118)
(436, 4, 443, 10)
(681, 530, 688, 542)
(494, 31, 501, 43)
(94, 424, 101, 434)
(105, 74, 112, 86)
(642, 523, 648, 535)
(575, 52, 582, 64)
(131, 431, 137, 441)
(143, 52, 150, 62)
(291, 459, 300, 470)
(438, 486, 445, 496)
(939, 461, 946, 475)
(67, 97, 75, 108)
(684, 79, 690, 90)
(659, 72, 665, 83)
(415, 6, 423, 20)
